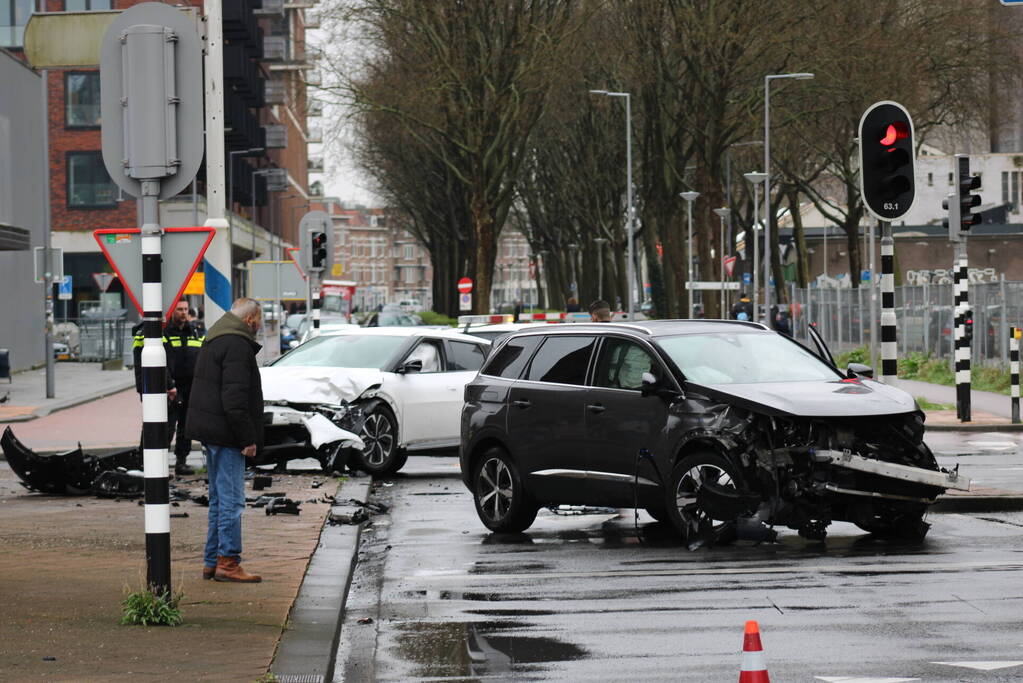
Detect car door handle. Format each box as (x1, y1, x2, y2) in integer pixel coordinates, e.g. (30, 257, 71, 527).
(586, 403, 606, 414)
(512, 399, 531, 409)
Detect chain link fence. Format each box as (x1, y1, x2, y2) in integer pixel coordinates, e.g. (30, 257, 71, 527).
(54, 312, 133, 364)
(790, 280, 1023, 367)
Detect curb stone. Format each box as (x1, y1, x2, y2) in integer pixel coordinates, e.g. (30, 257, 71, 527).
(1, 380, 135, 423)
(270, 477, 372, 683)
(932, 494, 1023, 513)
(926, 423, 1023, 433)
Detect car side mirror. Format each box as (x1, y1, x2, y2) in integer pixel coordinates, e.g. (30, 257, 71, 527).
(398, 359, 423, 374)
(641, 372, 684, 401)
(846, 362, 874, 379)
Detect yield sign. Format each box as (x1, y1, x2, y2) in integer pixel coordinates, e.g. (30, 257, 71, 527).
(93, 227, 215, 317)
(92, 272, 116, 292)
(723, 256, 737, 277)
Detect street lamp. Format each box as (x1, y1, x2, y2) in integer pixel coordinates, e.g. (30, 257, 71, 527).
(680, 191, 700, 318)
(594, 237, 608, 300)
(764, 72, 813, 311)
(713, 207, 731, 315)
(589, 89, 635, 318)
(228, 147, 264, 271)
(566, 242, 579, 302)
(743, 172, 766, 322)
(251, 168, 275, 263)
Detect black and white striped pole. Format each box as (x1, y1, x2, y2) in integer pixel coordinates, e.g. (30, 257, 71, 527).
(139, 181, 172, 594)
(1011, 326, 1020, 424)
(99, 4, 204, 597)
(880, 221, 897, 382)
(953, 242, 971, 421)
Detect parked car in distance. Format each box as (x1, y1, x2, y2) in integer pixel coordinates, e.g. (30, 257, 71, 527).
(363, 310, 420, 327)
(262, 327, 490, 475)
(460, 320, 967, 542)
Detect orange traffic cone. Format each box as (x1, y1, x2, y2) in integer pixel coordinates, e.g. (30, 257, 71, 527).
(739, 620, 770, 683)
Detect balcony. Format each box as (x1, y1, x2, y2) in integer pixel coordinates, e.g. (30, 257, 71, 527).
(305, 11, 321, 29)
(307, 100, 323, 117)
(265, 80, 287, 105)
(264, 168, 289, 192)
(307, 125, 323, 144)
(263, 36, 287, 61)
(306, 69, 321, 87)
(255, 0, 285, 15)
(264, 124, 288, 148)
(308, 157, 325, 173)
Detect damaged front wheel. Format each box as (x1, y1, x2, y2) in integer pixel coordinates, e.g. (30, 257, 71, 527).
(667, 451, 744, 543)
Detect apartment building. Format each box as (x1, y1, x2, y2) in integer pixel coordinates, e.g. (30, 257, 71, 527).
(2, 0, 318, 311)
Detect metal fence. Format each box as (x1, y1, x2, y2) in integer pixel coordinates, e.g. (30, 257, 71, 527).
(790, 280, 1023, 366)
(54, 315, 133, 364)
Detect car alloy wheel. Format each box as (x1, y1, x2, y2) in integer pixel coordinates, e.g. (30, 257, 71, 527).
(355, 407, 406, 475)
(472, 447, 538, 533)
(668, 452, 743, 540)
(361, 413, 395, 468)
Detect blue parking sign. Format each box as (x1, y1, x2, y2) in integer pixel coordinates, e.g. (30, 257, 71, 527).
(861, 269, 872, 283)
(742, 272, 751, 285)
(58, 275, 73, 300)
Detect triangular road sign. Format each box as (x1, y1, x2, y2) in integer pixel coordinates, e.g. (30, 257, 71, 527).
(723, 255, 737, 277)
(93, 227, 215, 317)
(92, 272, 116, 292)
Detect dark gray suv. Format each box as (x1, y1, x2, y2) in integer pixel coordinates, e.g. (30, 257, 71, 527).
(459, 320, 967, 542)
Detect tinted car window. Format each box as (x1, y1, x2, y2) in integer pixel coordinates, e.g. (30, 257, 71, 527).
(447, 341, 487, 371)
(482, 335, 542, 379)
(525, 336, 596, 385)
(594, 338, 657, 390)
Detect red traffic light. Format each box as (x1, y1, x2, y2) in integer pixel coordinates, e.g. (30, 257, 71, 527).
(880, 121, 909, 146)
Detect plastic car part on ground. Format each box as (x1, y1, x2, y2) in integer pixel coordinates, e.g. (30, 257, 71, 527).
(263, 405, 365, 450)
(1, 426, 142, 496)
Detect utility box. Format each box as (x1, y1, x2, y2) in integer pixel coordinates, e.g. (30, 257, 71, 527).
(0, 348, 10, 382)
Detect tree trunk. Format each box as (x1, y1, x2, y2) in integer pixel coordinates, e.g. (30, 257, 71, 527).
(787, 190, 810, 288)
(470, 191, 495, 315)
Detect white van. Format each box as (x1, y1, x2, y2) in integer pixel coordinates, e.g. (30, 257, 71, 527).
(398, 299, 423, 312)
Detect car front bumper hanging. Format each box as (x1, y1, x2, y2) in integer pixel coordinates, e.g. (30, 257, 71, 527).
(814, 448, 971, 491)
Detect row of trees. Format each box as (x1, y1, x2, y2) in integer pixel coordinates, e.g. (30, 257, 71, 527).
(319, 0, 1020, 317)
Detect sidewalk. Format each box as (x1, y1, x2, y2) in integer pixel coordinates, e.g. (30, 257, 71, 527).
(0, 362, 135, 423)
(0, 388, 139, 453)
(0, 461, 369, 681)
(891, 377, 1022, 431)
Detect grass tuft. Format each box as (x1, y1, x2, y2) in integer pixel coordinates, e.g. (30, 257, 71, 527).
(120, 585, 184, 627)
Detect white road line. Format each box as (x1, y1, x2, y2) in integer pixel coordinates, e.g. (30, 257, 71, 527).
(816, 677, 920, 682)
(932, 661, 1023, 671)
(410, 559, 1023, 581)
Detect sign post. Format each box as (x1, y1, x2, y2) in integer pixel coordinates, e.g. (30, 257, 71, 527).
(99, 2, 204, 598)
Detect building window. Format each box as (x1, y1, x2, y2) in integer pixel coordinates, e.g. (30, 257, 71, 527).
(67, 152, 117, 208)
(1, 0, 33, 48)
(65, 0, 112, 9)
(948, 172, 953, 186)
(927, 172, 933, 187)
(65, 72, 101, 128)
(404, 266, 417, 284)
(403, 244, 414, 260)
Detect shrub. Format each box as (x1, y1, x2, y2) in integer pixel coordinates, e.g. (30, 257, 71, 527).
(120, 585, 183, 627)
(417, 310, 456, 327)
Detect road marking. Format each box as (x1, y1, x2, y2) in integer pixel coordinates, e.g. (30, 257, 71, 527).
(966, 440, 1018, 451)
(932, 661, 1023, 671)
(816, 678, 919, 682)
(411, 559, 1023, 581)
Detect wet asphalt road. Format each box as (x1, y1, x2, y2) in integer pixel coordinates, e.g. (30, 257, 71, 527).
(333, 437, 1023, 683)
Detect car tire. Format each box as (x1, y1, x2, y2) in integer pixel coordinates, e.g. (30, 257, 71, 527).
(472, 447, 538, 533)
(666, 451, 744, 540)
(644, 506, 669, 523)
(354, 405, 406, 476)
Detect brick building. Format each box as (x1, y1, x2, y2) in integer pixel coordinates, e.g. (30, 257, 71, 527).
(2, 0, 317, 313)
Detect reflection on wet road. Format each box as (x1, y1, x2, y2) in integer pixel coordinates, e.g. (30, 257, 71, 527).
(334, 457, 1023, 682)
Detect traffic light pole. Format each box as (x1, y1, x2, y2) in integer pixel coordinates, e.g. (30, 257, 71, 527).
(954, 236, 971, 422)
(880, 221, 897, 383)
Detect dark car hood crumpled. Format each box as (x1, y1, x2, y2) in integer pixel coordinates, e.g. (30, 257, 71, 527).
(690, 378, 918, 418)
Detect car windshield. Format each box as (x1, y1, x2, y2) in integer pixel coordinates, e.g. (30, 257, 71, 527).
(656, 332, 841, 385)
(272, 334, 407, 369)
(374, 312, 418, 326)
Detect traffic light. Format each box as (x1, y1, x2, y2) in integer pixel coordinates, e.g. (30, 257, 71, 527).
(310, 231, 327, 270)
(859, 101, 916, 221)
(964, 315, 974, 346)
(954, 155, 982, 232)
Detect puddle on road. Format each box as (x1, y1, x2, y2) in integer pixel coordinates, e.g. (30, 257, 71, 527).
(393, 620, 587, 678)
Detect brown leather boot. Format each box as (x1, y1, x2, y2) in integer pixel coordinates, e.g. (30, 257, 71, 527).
(203, 565, 215, 580)
(214, 556, 262, 583)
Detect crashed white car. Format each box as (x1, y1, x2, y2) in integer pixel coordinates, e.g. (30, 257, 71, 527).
(260, 327, 489, 475)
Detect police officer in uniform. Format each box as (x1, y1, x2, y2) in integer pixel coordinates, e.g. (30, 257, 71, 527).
(132, 298, 204, 475)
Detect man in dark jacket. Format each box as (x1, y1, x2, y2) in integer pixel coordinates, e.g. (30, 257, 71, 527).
(731, 292, 754, 321)
(187, 298, 264, 583)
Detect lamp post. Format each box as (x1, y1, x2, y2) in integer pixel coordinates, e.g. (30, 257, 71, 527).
(251, 168, 274, 265)
(713, 207, 731, 315)
(764, 72, 813, 312)
(743, 172, 766, 322)
(566, 242, 579, 302)
(594, 237, 608, 300)
(680, 191, 700, 318)
(589, 89, 635, 318)
(228, 147, 264, 278)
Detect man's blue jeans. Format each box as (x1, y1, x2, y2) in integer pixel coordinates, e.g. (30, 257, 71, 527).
(204, 444, 246, 567)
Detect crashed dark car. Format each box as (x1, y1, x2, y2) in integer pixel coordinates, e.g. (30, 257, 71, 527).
(459, 320, 969, 543)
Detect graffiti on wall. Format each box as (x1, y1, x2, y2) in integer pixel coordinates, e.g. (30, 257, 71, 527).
(905, 268, 1000, 285)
